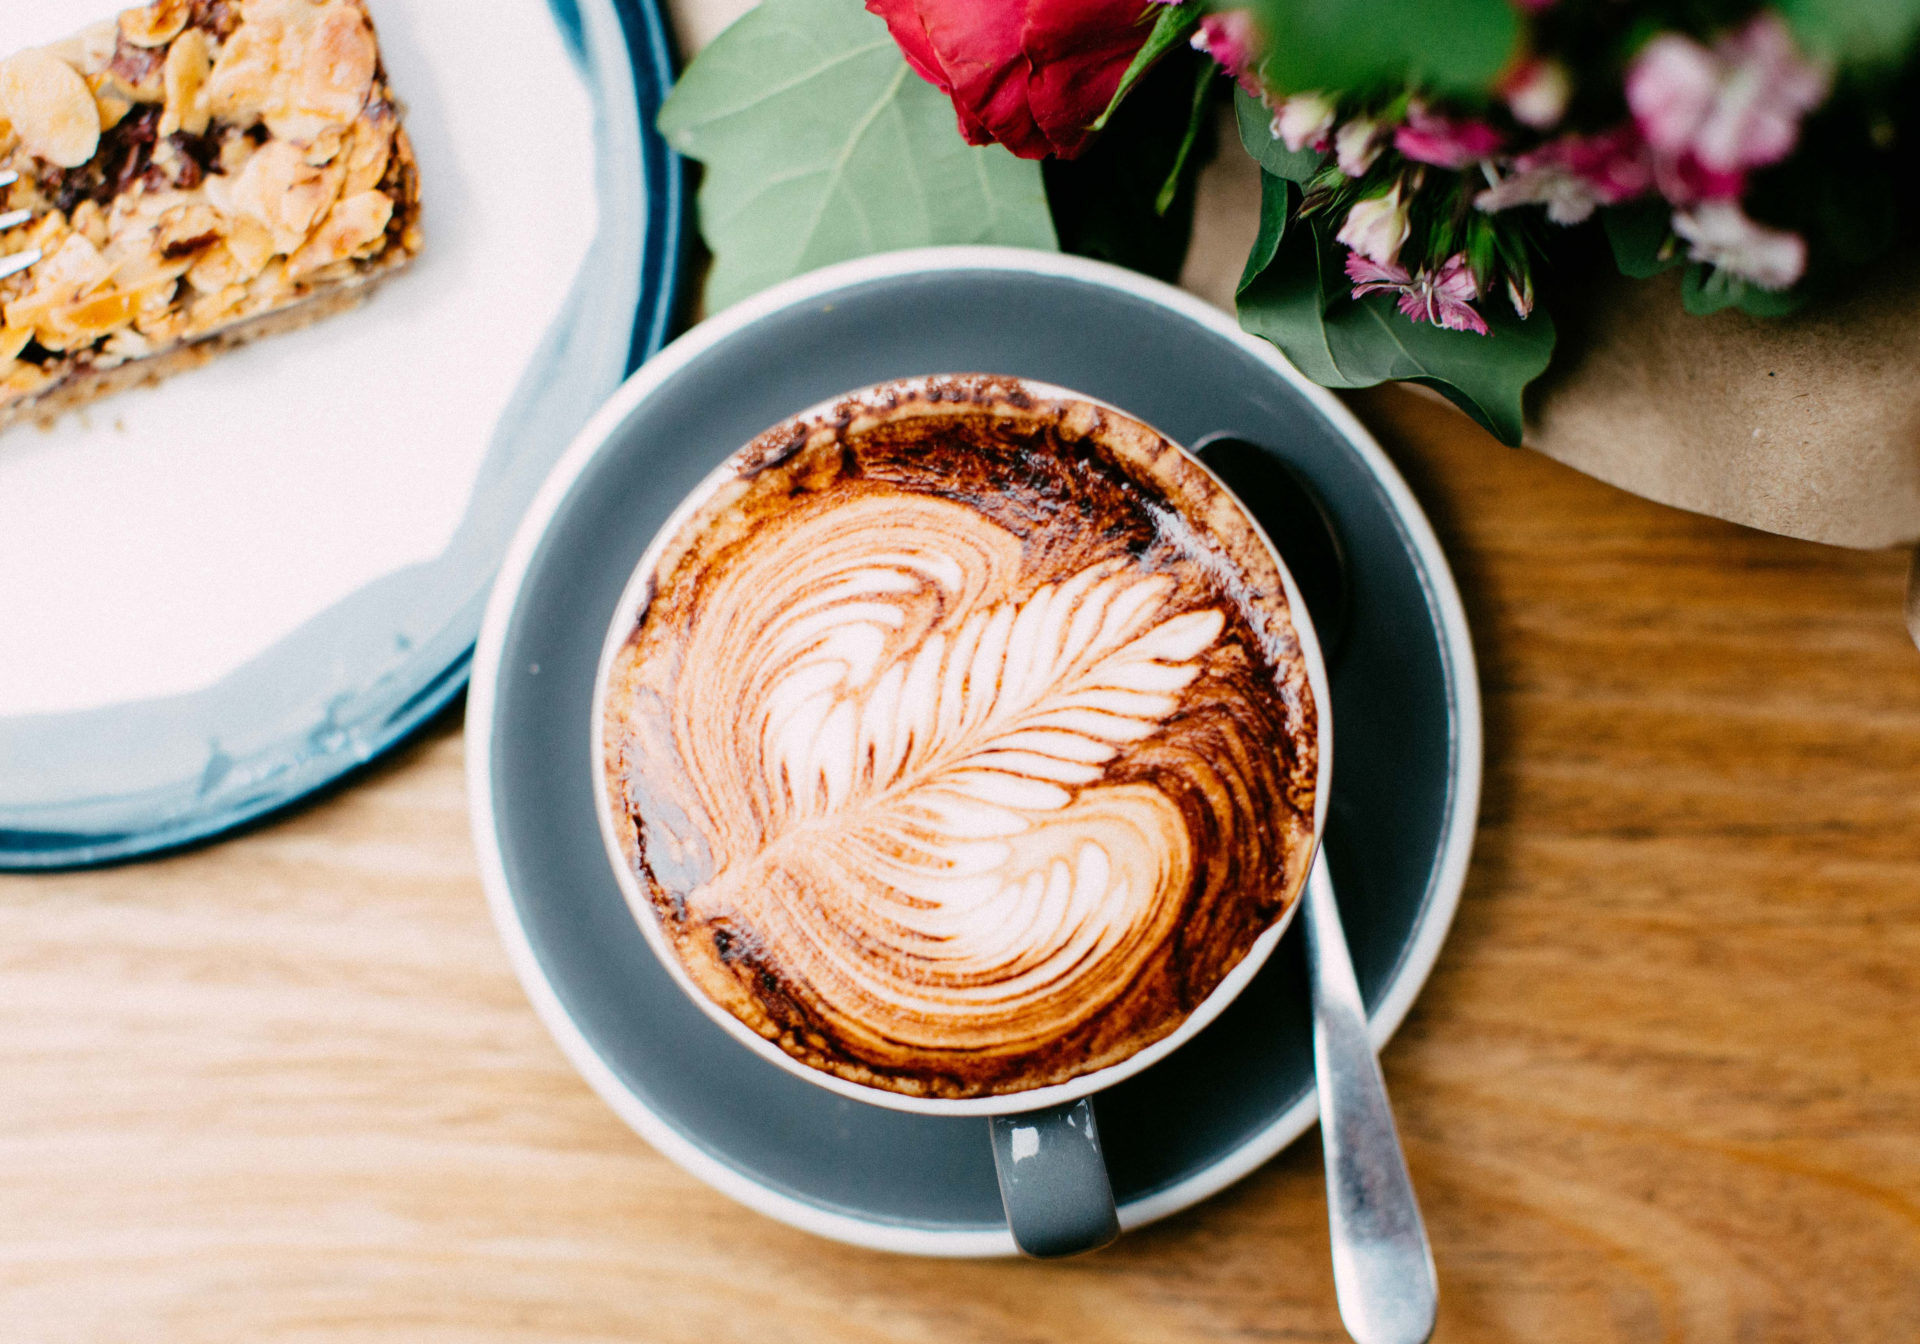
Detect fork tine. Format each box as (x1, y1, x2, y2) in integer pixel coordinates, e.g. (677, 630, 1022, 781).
(0, 169, 16, 190)
(0, 248, 41, 281)
(0, 209, 30, 231)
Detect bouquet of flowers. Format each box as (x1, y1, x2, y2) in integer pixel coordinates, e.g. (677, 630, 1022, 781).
(661, 0, 1920, 445)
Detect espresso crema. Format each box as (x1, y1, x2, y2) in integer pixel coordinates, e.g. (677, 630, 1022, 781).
(600, 378, 1320, 1099)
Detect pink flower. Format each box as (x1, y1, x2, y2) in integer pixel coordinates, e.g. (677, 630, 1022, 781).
(1193, 11, 1262, 96)
(1671, 201, 1806, 289)
(1272, 93, 1335, 153)
(1334, 117, 1383, 177)
(1393, 106, 1503, 170)
(1626, 16, 1830, 201)
(1503, 58, 1570, 130)
(1346, 252, 1490, 334)
(1336, 182, 1411, 266)
(1475, 127, 1652, 224)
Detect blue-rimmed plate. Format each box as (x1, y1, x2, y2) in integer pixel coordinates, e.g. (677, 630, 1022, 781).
(469, 248, 1481, 1255)
(0, 0, 683, 869)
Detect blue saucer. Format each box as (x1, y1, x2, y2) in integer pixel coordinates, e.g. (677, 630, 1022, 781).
(469, 249, 1481, 1255)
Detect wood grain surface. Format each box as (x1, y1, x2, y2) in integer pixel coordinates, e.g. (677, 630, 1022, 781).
(3, 386, 1916, 1342)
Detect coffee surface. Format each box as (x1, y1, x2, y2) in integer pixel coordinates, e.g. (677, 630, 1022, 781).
(600, 379, 1319, 1099)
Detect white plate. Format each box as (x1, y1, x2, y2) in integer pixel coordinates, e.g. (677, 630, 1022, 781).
(0, 0, 684, 866)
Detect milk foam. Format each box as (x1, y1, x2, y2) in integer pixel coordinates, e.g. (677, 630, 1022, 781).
(601, 383, 1320, 1098)
(645, 490, 1221, 1046)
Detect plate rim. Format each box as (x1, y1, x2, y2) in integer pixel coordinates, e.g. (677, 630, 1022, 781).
(466, 245, 1483, 1257)
(0, 0, 687, 871)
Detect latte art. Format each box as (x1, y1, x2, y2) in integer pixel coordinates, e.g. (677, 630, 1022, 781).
(601, 379, 1320, 1099)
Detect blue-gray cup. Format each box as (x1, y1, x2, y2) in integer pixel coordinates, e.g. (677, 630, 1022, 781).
(589, 377, 1331, 1257)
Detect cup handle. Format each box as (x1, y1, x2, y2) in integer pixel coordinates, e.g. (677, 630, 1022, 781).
(988, 1098, 1121, 1258)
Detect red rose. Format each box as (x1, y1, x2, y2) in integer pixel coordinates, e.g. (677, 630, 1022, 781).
(866, 0, 1150, 160)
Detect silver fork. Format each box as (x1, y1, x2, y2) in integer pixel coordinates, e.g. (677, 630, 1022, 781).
(0, 169, 41, 280)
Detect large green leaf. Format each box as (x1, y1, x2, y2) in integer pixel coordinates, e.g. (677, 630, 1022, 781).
(1239, 0, 1519, 98)
(1779, 0, 1920, 64)
(1681, 266, 1809, 318)
(658, 0, 1056, 312)
(1236, 173, 1555, 445)
(1602, 198, 1683, 279)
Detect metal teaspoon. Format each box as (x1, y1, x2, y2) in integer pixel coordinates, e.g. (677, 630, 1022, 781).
(1194, 436, 1437, 1344)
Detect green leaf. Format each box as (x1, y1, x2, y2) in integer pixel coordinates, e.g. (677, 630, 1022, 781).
(1240, 0, 1519, 98)
(1234, 87, 1322, 184)
(1237, 167, 1292, 295)
(1093, 1, 1204, 131)
(1602, 199, 1682, 279)
(1778, 0, 1920, 64)
(1237, 175, 1555, 445)
(1680, 266, 1810, 318)
(1047, 50, 1217, 282)
(658, 0, 1056, 312)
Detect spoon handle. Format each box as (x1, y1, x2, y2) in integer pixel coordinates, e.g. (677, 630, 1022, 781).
(1304, 850, 1438, 1344)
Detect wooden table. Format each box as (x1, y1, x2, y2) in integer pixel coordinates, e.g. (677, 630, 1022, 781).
(5, 384, 1917, 1341)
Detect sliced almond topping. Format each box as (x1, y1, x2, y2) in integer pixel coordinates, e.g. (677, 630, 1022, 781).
(185, 243, 241, 295)
(223, 215, 275, 275)
(46, 21, 121, 78)
(21, 211, 74, 255)
(0, 49, 103, 169)
(217, 131, 254, 176)
(40, 288, 139, 349)
(91, 83, 134, 131)
(286, 188, 390, 280)
(340, 103, 394, 198)
(155, 202, 225, 258)
(0, 361, 54, 400)
(71, 200, 110, 251)
(130, 270, 184, 318)
(159, 26, 212, 137)
(219, 139, 342, 254)
(105, 326, 157, 360)
(206, 0, 375, 144)
(202, 13, 275, 126)
(120, 0, 191, 49)
(304, 124, 345, 166)
(185, 278, 246, 326)
(295, 4, 377, 126)
(15, 233, 114, 316)
(132, 301, 188, 342)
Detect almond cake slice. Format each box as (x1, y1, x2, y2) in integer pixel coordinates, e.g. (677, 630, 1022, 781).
(0, 0, 422, 432)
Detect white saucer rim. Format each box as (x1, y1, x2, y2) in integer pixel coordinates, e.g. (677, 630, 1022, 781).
(466, 245, 1483, 1258)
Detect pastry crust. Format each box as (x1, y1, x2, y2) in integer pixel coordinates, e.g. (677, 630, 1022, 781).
(0, 0, 421, 431)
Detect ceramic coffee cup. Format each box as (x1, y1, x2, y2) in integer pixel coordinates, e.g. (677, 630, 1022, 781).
(591, 377, 1333, 1257)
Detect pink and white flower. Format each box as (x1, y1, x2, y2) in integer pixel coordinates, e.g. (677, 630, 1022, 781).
(1393, 106, 1504, 170)
(1336, 182, 1411, 266)
(1192, 10, 1262, 96)
(1272, 93, 1336, 153)
(1671, 201, 1807, 289)
(1334, 116, 1384, 177)
(1346, 252, 1490, 334)
(1626, 15, 1830, 201)
(1503, 58, 1571, 130)
(1474, 127, 1652, 224)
